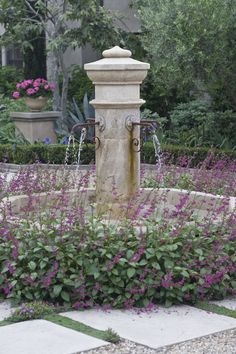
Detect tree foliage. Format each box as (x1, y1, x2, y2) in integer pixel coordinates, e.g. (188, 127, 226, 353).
(133, 0, 236, 111)
(0, 0, 123, 124)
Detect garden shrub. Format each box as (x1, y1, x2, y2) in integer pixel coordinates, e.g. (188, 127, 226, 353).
(0, 97, 29, 144)
(170, 100, 211, 131)
(0, 216, 235, 308)
(0, 66, 23, 97)
(167, 100, 236, 149)
(140, 68, 188, 117)
(67, 65, 94, 104)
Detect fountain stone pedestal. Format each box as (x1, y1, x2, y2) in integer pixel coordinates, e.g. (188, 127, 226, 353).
(84, 46, 150, 217)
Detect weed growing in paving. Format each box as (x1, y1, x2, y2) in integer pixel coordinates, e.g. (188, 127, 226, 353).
(7, 301, 55, 322)
(104, 328, 120, 343)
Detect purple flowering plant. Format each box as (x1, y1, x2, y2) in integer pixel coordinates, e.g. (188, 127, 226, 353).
(12, 78, 55, 99)
(0, 152, 235, 309)
(7, 301, 55, 322)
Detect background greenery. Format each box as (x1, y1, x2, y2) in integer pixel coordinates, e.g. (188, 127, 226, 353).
(133, 0, 236, 150)
(0, 96, 28, 144)
(0, 66, 23, 97)
(134, 0, 236, 112)
(0, 1, 236, 152)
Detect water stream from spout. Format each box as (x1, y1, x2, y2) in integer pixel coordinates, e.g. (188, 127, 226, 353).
(76, 128, 87, 171)
(152, 133, 162, 171)
(64, 135, 76, 166)
(64, 128, 87, 169)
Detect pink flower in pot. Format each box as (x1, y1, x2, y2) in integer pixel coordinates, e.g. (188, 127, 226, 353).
(27, 88, 36, 95)
(12, 91, 20, 99)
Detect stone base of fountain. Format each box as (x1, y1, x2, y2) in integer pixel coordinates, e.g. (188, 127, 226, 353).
(4, 47, 234, 223)
(2, 188, 234, 223)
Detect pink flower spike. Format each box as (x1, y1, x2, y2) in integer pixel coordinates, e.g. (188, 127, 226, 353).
(16, 83, 21, 89)
(12, 91, 20, 99)
(44, 84, 50, 90)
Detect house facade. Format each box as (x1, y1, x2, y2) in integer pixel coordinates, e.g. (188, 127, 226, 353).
(0, 25, 24, 68)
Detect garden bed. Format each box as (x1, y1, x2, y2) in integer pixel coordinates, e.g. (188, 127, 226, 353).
(0, 159, 235, 309)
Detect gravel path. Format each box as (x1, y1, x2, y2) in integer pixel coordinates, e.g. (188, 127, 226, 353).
(79, 328, 236, 354)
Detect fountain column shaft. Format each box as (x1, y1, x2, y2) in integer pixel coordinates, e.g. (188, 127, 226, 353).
(84, 46, 149, 216)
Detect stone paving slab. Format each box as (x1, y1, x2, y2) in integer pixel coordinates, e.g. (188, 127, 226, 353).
(61, 305, 236, 349)
(0, 319, 108, 354)
(210, 297, 236, 311)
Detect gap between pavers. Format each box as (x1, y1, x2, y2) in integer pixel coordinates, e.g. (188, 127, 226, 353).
(210, 297, 236, 311)
(61, 305, 236, 349)
(0, 319, 109, 354)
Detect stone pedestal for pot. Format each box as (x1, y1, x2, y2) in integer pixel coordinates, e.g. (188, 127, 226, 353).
(10, 111, 61, 144)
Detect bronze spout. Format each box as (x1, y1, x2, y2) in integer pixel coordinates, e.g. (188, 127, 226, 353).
(71, 121, 99, 134)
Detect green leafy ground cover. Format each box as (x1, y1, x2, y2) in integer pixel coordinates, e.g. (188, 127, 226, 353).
(0, 217, 235, 308)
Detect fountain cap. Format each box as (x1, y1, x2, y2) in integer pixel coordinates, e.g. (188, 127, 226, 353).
(84, 46, 150, 84)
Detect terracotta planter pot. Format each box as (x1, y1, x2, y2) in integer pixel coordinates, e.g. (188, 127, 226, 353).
(25, 96, 48, 112)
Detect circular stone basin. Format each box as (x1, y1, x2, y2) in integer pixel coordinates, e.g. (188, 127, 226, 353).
(1, 188, 235, 222)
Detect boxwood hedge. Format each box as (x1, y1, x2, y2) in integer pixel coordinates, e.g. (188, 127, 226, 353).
(0, 142, 235, 166)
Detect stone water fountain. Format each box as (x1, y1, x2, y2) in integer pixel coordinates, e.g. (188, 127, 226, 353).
(83, 45, 150, 217)
(69, 45, 235, 219)
(2, 46, 235, 220)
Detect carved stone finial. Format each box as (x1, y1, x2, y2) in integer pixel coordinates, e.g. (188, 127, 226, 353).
(102, 46, 132, 58)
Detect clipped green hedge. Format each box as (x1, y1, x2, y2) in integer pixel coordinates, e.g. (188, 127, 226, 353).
(0, 142, 235, 166)
(141, 143, 236, 166)
(0, 144, 95, 165)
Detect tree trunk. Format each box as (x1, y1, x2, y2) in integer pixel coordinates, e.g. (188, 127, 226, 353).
(59, 53, 69, 125)
(50, 51, 61, 112)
